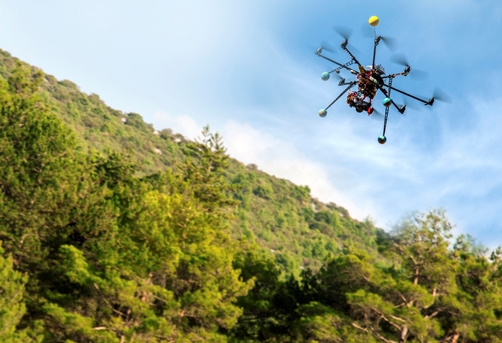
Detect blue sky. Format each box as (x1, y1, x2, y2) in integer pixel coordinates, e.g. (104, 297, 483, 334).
(2, 1, 502, 248)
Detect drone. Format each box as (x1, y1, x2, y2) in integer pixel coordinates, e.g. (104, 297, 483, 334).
(316, 16, 442, 144)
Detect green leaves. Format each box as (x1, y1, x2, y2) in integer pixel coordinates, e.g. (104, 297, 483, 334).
(0, 60, 252, 341)
(1, 50, 502, 342)
(0, 242, 42, 342)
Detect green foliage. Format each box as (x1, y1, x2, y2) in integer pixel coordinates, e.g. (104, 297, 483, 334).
(0, 62, 89, 296)
(0, 242, 43, 342)
(0, 49, 384, 277)
(1, 48, 502, 342)
(0, 61, 251, 341)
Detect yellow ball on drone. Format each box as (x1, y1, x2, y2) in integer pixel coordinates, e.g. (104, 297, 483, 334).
(368, 16, 379, 27)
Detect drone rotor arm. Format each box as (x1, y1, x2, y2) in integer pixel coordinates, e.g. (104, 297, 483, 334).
(372, 36, 382, 70)
(387, 85, 431, 105)
(317, 53, 360, 75)
(341, 43, 363, 68)
(325, 82, 357, 110)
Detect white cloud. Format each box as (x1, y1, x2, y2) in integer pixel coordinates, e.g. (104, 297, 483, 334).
(153, 110, 368, 220)
(222, 120, 368, 220)
(153, 111, 202, 141)
(7, 0, 501, 247)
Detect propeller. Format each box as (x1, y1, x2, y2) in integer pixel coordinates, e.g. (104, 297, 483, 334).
(370, 106, 384, 120)
(389, 94, 424, 115)
(320, 40, 337, 54)
(380, 36, 398, 52)
(329, 69, 343, 80)
(400, 97, 423, 113)
(417, 87, 451, 109)
(332, 25, 360, 54)
(389, 53, 428, 81)
(361, 24, 398, 51)
(333, 25, 353, 40)
(309, 40, 337, 55)
(431, 87, 452, 103)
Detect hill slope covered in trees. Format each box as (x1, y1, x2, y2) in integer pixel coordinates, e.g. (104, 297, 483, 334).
(0, 48, 383, 274)
(1, 50, 502, 342)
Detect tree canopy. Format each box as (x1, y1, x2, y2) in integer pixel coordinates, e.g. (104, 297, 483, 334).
(0, 50, 501, 342)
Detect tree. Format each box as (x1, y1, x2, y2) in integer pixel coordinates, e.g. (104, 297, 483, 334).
(41, 128, 253, 342)
(300, 210, 502, 343)
(181, 125, 237, 214)
(0, 242, 42, 343)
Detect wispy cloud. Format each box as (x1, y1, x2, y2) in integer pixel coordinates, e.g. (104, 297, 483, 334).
(5, 0, 502, 248)
(154, 111, 202, 141)
(222, 120, 367, 219)
(154, 110, 368, 220)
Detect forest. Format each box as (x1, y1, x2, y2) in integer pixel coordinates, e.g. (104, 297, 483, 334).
(1, 50, 502, 342)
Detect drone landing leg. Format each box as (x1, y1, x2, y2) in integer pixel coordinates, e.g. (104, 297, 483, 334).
(378, 78, 394, 144)
(383, 106, 390, 136)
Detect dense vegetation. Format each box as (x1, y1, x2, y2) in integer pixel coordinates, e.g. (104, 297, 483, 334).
(0, 49, 382, 275)
(1, 51, 502, 342)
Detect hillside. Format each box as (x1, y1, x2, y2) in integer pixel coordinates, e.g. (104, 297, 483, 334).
(0, 48, 382, 274)
(1, 50, 501, 343)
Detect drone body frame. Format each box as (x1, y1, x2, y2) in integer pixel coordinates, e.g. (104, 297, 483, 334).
(316, 21, 435, 144)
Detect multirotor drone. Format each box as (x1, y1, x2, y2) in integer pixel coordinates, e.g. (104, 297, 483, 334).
(316, 16, 444, 144)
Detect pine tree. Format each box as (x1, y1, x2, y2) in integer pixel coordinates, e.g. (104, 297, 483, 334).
(0, 242, 42, 342)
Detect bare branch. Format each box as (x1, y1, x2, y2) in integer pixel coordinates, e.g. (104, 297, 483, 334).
(389, 315, 407, 323)
(425, 310, 441, 319)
